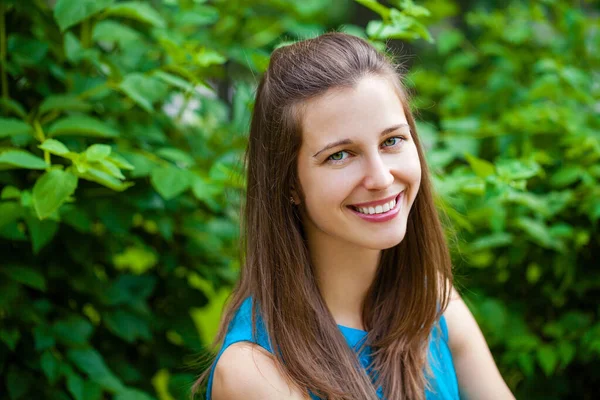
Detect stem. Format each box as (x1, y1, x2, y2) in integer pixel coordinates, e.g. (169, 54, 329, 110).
(0, 1, 8, 99)
(39, 110, 60, 126)
(81, 18, 91, 48)
(79, 82, 115, 100)
(33, 119, 51, 170)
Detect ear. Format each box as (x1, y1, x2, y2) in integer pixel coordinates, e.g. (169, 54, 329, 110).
(290, 186, 301, 205)
(290, 190, 300, 206)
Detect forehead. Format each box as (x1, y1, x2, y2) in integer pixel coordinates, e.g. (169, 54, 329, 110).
(300, 75, 408, 148)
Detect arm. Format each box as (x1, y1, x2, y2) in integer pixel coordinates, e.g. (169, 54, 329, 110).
(444, 287, 515, 400)
(212, 342, 310, 400)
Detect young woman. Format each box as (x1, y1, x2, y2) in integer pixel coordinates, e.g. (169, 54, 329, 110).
(195, 32, 515, 400)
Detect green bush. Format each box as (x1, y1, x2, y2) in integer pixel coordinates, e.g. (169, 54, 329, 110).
(1, 0, 597, 398)
(411, 0, 599, 398)
(0, 0, 434, 399)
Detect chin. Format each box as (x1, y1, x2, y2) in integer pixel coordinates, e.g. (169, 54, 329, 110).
(359, 231, 406, 251)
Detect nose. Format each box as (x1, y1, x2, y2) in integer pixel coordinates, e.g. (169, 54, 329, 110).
(363, 153, 394, 191)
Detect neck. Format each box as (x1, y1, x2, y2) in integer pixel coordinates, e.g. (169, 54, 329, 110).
(307, 230, 381, 331)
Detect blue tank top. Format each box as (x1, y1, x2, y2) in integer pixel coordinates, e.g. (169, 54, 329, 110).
(206, 297, 460, 399)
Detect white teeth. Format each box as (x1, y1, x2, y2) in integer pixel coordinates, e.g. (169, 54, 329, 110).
(355, 198, 397, 215)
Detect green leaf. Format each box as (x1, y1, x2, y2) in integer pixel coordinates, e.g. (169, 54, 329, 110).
(105, 2, 166, 28)
(399, 1, 430, 17)
(557, 341, 576, 366)
(39, 139, 72, 157)
(119, 73, 168, 112)
(7, 35, 49, 66)
(0, 202, 23, 228)
(366, 17, 431, 42)
(67, 348, 124, 392)
(66, 372, 85, 400)
(2, 265, 46, 291)
(191, 176, 221, 210)
(39, 95, 92, 115)
(465, 153, 495, 179)
(526, 263, 542, 284)
(515, 217, 562, 251)
(53, 315, 94, 346)
(517, 353, 535, 377)
(33, 169, 78, 219)
(354, 0, 390, 19)
(60, 367, 102, 400)
(104, 309, 151, 343)
(61, 205, 92, 233)
(53, 0, 116, 31)
(33, 325, 55, 351)
(176, 6, 220, 27)
(64, 32, 83, 63)
(0, 118, 32, 138)
(0, 150, 47, 170)
(496, 159, 541, 180)
(77, 165, 134, 192)
(25, 215, 59, 254)
(550, 166, 582, 188)
(0, 99, 27, 119)
(209, 162, 244, 188)
(150, 165, 191, 200)
(120, 152, 154, 178)
(156, 148, 195, 167)
(48, 115, 119, 138)
(152, 71, 196, 93)
(0, 328, 21, 351)
(6, 366, 33, 400)
(191, 288, 230, 345)
(437, 29, 463, 55)
(40, 351, 61, 384)
(1, 185, 18, 200)
(104, 275, 156, 306)
(1, 186, 21, 200)
(85, 144, 112, 162)
(92, 19, 142, 46)
(195, 48, 226, 67)
(97, 159, 125, 179)
(468, 232, 512, 252)
(107, 154, 134, 171)
(537, 345, 558, 376)
(113, 246, 158, 274)
(114, 388, 155, 400)
(83, 381, 103, 400)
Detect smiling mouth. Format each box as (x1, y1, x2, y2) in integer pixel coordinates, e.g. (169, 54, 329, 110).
(348, 192, 403, 215)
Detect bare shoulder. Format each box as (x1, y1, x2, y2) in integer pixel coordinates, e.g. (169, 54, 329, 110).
(212, 342, 309, 400)
(443, 287, 515, 399)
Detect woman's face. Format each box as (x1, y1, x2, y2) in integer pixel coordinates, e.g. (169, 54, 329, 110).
(296, 74, 422, 251)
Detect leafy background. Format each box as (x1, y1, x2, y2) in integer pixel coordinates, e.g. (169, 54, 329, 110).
(0, 0, 597, 399)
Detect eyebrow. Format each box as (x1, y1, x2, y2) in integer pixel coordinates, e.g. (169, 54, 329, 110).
(312, 123, 410, 158)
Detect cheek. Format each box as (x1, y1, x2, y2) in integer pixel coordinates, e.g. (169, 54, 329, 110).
(403, 145, 422, 181)
(303, 171, 354, 209)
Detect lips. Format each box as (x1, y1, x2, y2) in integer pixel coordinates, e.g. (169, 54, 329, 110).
(347, 191, 403, 222)
(348, 191, 404, 210)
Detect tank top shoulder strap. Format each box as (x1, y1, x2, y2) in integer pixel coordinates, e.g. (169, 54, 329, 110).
(205, 297, 272, 400)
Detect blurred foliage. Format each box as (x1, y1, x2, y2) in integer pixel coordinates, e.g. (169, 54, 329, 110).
(411, 0, 600, 398)
(0, 0, 598, 399)
(0, 0, 434, 399)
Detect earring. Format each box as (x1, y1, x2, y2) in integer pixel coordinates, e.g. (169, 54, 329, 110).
(290, 196, 295, 204)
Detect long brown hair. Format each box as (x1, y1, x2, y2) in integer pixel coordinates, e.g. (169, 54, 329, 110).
(194, 32, 453, 400)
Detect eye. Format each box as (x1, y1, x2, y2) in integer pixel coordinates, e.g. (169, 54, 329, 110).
(382, 137, 405, 147)
(327, 150, 348, 163)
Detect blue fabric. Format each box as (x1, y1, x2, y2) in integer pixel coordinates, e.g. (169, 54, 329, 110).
(206, 297, 460, 399)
